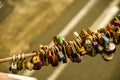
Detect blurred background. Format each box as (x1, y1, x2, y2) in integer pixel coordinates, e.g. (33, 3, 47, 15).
(0, 0, 120, 80)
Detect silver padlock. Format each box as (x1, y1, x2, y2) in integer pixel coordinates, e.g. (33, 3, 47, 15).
(11, 55, 18, 74)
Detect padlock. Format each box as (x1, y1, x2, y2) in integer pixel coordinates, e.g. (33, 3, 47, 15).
(68, 41, 81, 63)
(69, 41, 77, 54)
(114, 21, 120, 27)
(62, 45, 69, 63)
(71, 53, 81, 63)
(80, 29, 89, 39)
(90, 41, 99, 57)
(92, 41, 99, 48)
(52, 36, 59, 45)
(73, 32, 82, 44)
(47, 49, 53, 64)
(84, 37, 92, 52)
(17, 54, 22, 71)
(91, 33, 97, 42)
(69, 55, 74, 62)
(21, 53, 26, 70)
(39, 50, 45, 66)
(102, 34, 110, 49)
(98, 28, 106, 33)
(79, 46, 86, 55)
(111, 17, 119, 25)
(39, 45, 44, 50)
(91, 47, 97, 57)
(113, 26, 120, 44)
(51, 47, 58, 67)
(105, 43, 116, 54)
(40, 45, 49, 66)
(63, 40, 72, 56)
(57, 35, 63, 45)
(87, 27, 93, 34)
(9, 55, 18, 74)
(72, 41, 81, 54)
(54, 46, 65, 62)
(44, 48, 49, 66)
(75, 39, 81, 47)
(106, 24, 113, 31)
(105, 31, 113, 43)
(117, 14, 120, 20)
(26, 62, 34, 71)
(97, 45, 104, 53)
(31, 51, 40, 64)
(33, 61, 43, 70)
(96, 33, 104, 44)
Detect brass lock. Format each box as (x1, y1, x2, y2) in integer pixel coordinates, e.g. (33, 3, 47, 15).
(27, 62, 34, 71)
(32, 51, 40, 64)
(21, 53, 26, 70)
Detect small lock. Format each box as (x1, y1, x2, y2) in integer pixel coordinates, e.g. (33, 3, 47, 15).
(32, 56, 40, 64)
(21, 53, 26, 70)
(27, 62, 34, 71)
(33, 61, 43, 70)
(31, 51, 40, 64)
(54, 46, 65, 61)
(75, 39, 81, 47)
(80, 29, 89, 39)
(57, 35, 63, 45)
(87, 27, 93, 34)
(64, 40, 72, 56)
(10, 55, 18, 74)
(44, 49, 49, 66)
(73, 32, 82, 43)
(72, 41, 81, 54)
(71, 53, 81, 63)
(96, 33, 104, 44)
(62, 45, 69, 63)
(69, 41, 77, 54)
(51, 47, 59, 66)
(17, 54, 22, 71)
(52, 36, 59, 45)
(106, 24, 113, 31)
(84, 38, 92, 52)
(51, 55, 59, 67)
(80, 46, 86, 55)
(117, 14, 120, 20)
(58, 51, 66, 61)
(97, 45, 104, 53)
(11, 62, 18, 74)
(91, 47, 97, 57)
(102, 35, 110, 49)
(105, 43, 116, 54)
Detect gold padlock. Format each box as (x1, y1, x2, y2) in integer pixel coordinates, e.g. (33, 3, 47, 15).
(32, 51, 40, 64)
(84, 37, 92, 52)
(72, 41, 81, 53)
(96, 33, 104, 44)
(80, 29, 89, 39)
(26, 62, 34, 71)
(21, 53, 26, 70)
(80, 46, 86, 55)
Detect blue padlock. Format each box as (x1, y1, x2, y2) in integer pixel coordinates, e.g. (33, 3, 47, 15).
(117, 14, 120, 20)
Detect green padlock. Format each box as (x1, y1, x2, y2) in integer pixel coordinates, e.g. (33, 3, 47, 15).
(57, 35, 63, 45)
